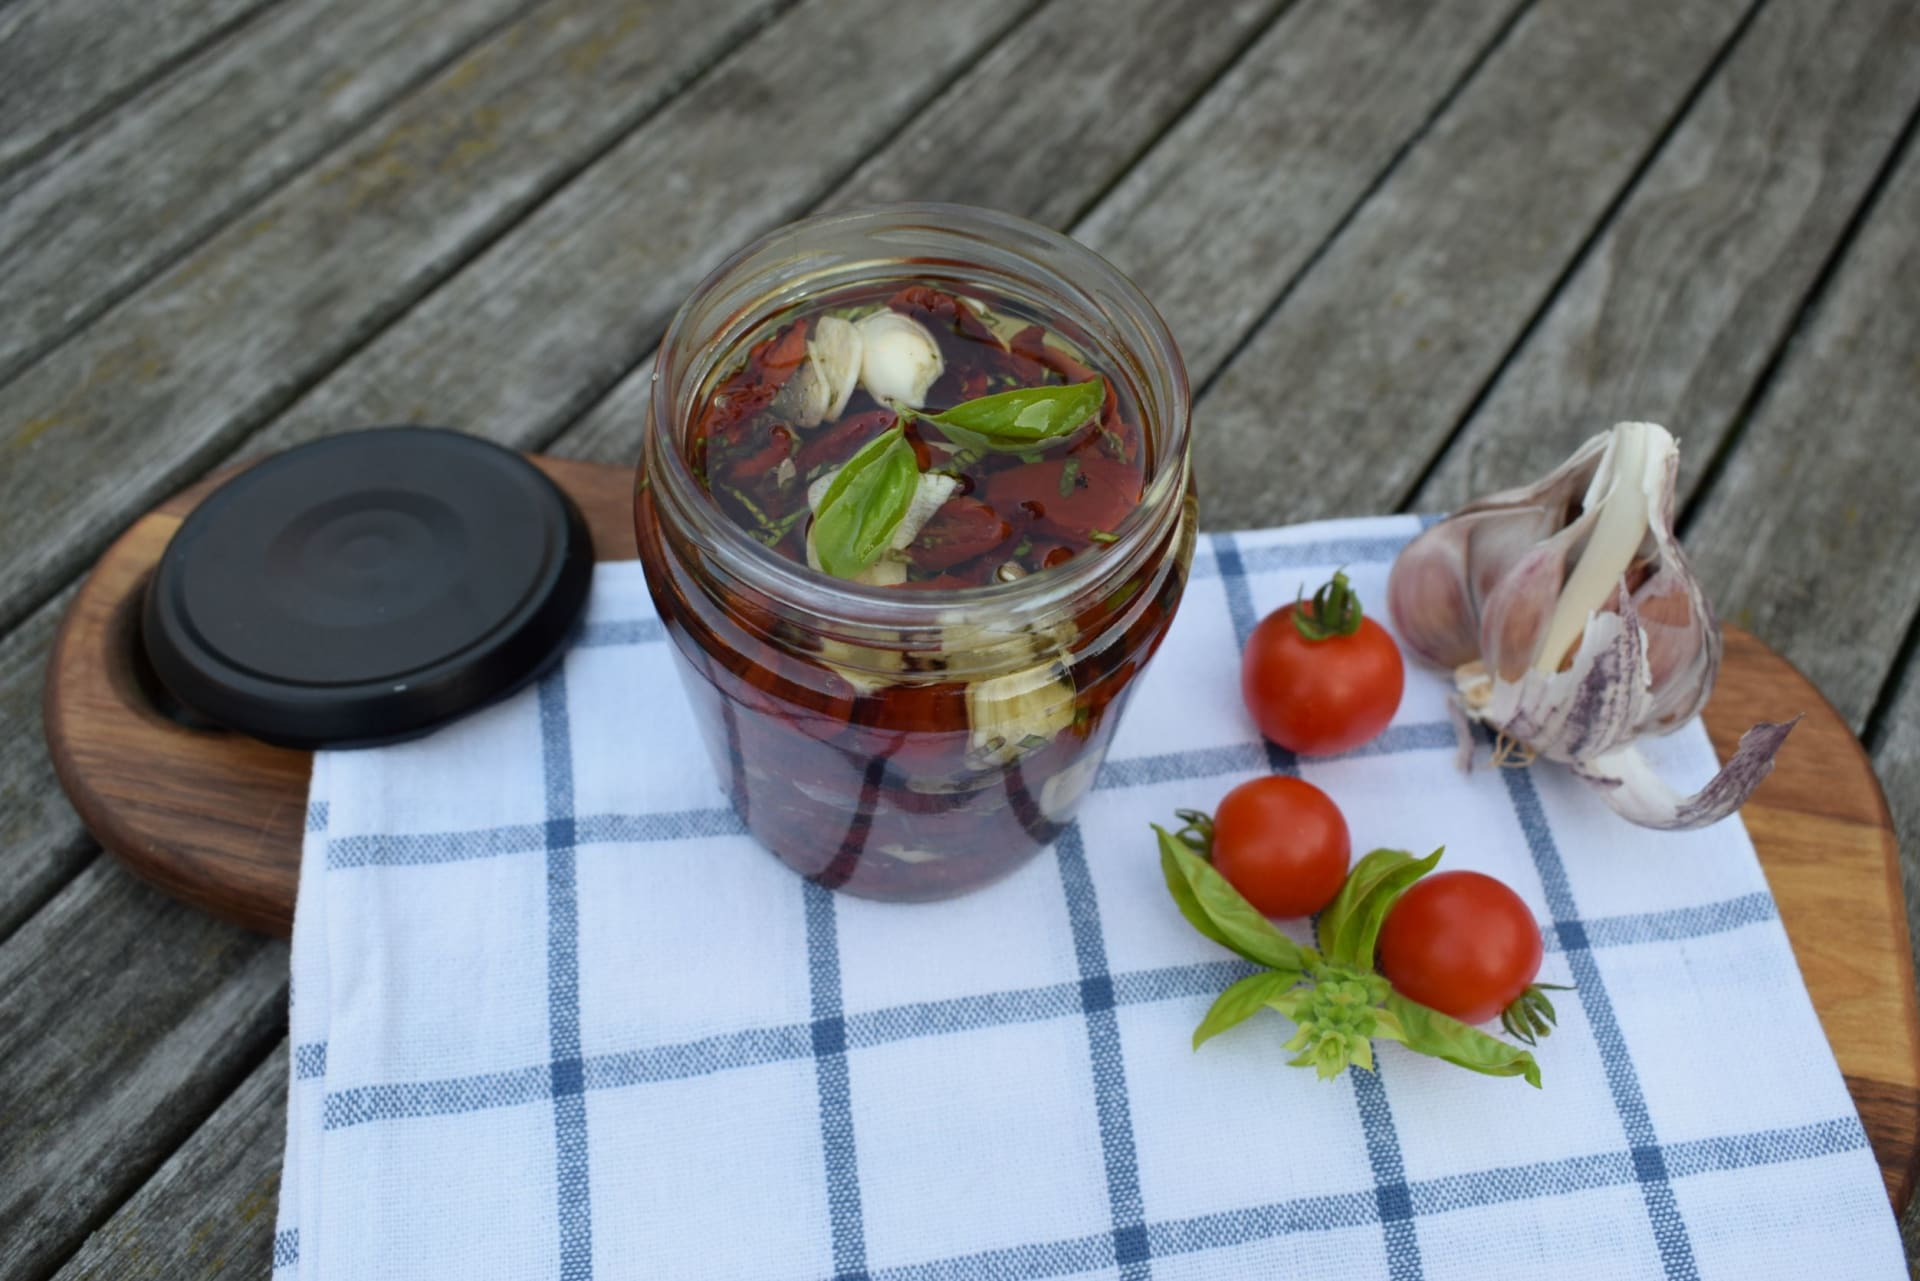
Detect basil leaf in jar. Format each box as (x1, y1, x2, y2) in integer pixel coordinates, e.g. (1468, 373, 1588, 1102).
(811, 426, 920, 579)
(908, 379, 1104, 454)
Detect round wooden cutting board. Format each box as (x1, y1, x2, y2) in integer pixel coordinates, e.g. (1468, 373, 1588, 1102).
(42, 457, 1920, 1205)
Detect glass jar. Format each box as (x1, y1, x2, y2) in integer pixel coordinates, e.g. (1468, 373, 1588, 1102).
(635, 205, 1195, 900)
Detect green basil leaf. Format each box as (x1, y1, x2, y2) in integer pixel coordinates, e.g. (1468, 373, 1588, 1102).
(913, 379, 1104, 453)
(1385, 992, 1542, 1087)
(1156, 826, 1310, 972)
(1318, 847, 1443, 970)
(1192, 969, 1302, 1050)
(811, 427, 919, 578)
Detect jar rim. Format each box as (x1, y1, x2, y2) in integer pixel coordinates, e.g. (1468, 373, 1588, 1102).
(646, 202, 1190, 631)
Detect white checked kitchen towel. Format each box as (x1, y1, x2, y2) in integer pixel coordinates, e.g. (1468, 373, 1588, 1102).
(274, 515, 1903, 1280)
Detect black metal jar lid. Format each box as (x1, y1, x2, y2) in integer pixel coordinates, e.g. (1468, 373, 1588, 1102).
(142, 427, 593, 749)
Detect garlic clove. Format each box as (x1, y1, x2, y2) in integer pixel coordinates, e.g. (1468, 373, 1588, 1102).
(890, 474, 959, 552)
(773, 362, 832, 429)
(966, 661, 1076, 767)
(807, 315, 863, 422)
(1386, 515, 1481, 668)
(1389, 506, 1568, 670)
(1476, 521, 1584, 682)
(856, 311, 944, 408)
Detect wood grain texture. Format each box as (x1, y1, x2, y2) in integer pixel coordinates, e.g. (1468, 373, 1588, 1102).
(0, 0, 539, 387)
(1681, 132, 1920, 730)
(0, 585, 87, 943)
(41, 458, 1920, 1206)
(1709, 628, 1920, 1203)
(1071, 0, 1529, 386)
(1191, 0, 1756, 530)
(0, 0, 275, 176)
(238, 0, 1036, 464)
(1414, 0, 1920, 514)
(815, 0, 1287, 227)
(555, 0, 1529, 464)
(0, 0, 1033, 945)
(0, 857, 287, 1281)
(0, 0, 779, 640)
(51, 1044, 289, 1281)
(1871, 659, 1920, 949)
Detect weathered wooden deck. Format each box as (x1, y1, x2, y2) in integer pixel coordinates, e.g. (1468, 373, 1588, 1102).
(2, 0, 1917, 1273)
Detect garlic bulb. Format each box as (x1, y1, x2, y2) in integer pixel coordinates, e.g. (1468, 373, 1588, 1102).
(856, 311, 943, 408)
(1388, 421, 1795, 830)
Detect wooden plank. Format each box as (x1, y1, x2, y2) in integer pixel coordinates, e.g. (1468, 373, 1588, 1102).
(0, 0, 781, 640)
(0, 858, 287, 1281)
(0, 585, 87, 944)
(1414, 0, 1920, 514)
(1869, 657, 1920, 984)
(555, 0, 1532, 463)
(1680, 132, 1920, 729)
(0, 0, 1044, 968)
(239, 0, 1040, 463)
(1187, 0, 1757, 530)
(52, 1044, 288, 1281)
(815, 0, 1290, 227)
(0, 0, 541, 388)
(0, 0, 276, 177)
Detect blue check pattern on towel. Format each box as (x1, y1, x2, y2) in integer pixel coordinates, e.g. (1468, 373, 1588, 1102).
(274, 516, 1901, 1279)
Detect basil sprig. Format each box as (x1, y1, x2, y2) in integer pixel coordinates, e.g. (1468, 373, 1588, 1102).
(811, 426, 919, 579)
(904, 379, 1104, 454)
(1158, 827, 1543, 1087)
(1318, 846, 1443, 969)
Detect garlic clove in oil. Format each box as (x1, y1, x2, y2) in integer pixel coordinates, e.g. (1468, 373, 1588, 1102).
(808, 315, 863, 422)
(856, 311, 944, 408)
(1388, 421, 1793, 830)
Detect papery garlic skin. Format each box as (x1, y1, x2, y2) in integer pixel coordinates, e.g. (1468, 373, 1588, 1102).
(1389, 421, 1792, 830)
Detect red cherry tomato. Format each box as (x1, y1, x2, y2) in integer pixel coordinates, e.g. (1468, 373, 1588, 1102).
(1209, 776, 1351, 917)
(1377, 871, 1544, 1025)
(1241, 574, 1403, 755)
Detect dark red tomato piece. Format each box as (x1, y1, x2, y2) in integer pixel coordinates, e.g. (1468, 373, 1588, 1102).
(697, 377, 777, 452)
(1209, 776, 1350, 917)
(1071, 408, 1144, 467)
(909, 498, 1012, 572)
(844, 681, 971, 769)
(1378, 871, 1544, 1026)
(891, 284, 999, 349)
(1241, 578, 1404, 756)
(797, 410, 897, 474)
(746, 317, 810, 389)
(1010, 324, 1096, 385)
(984, 455, 1140, 543)
(725, 423, 795, 482)
(1042, 546, 1075, 570)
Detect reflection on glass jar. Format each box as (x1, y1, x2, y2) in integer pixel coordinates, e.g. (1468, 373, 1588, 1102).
(636, 205, 1195, 900)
